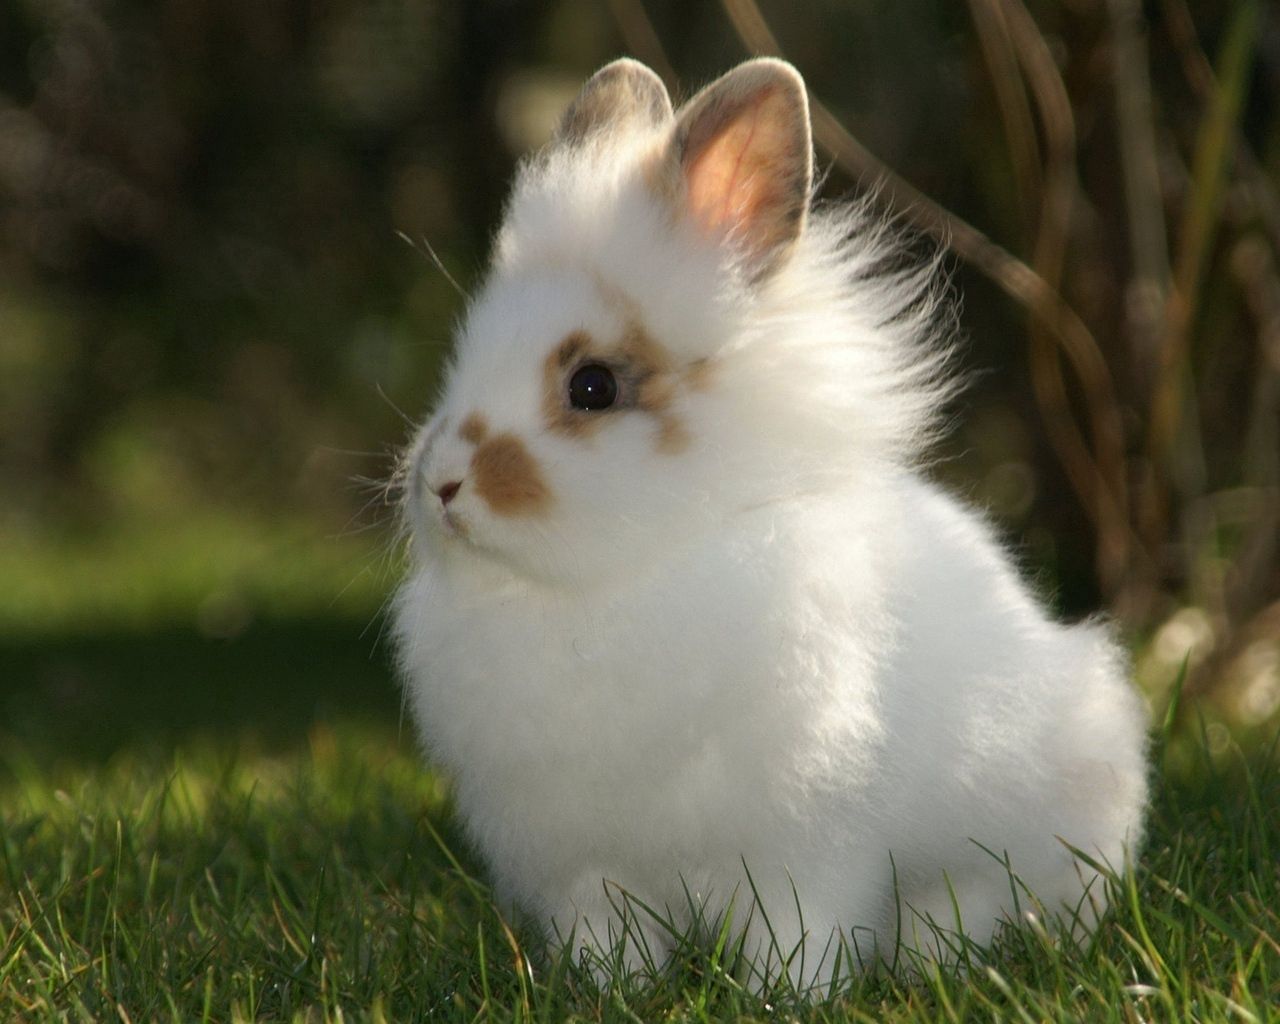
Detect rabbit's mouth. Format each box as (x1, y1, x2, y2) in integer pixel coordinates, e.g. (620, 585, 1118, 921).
(440, 506, 469, 539)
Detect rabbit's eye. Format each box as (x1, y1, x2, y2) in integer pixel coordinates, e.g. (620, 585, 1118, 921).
(568, 363, 618, 411)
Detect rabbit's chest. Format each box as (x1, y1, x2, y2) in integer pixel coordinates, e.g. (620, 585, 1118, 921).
(412, 550, 808, 781)
(424, 586, 730, 747)
(398, 514, 896, 879)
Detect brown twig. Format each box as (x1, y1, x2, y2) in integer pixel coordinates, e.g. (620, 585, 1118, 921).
(1000, 0, 1134, 598)
(719, 0, 1143, 598)
(1160, 0, 1280, 253)
(1110, 0, 1179, 616)
(1155, 0, 1280, 677)
(1144, 0, 1260, 636)
(1148, 1, 1259, 468)
(1108, 0, 1174, 382)
(967, 0, 1043, 234)
(1226, 237, 1280, 624)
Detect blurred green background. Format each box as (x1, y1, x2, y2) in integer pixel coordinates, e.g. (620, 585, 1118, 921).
(2, 0, 1278, 774)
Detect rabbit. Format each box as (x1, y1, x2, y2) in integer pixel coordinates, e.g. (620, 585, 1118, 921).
(391, 56, 1149, 988)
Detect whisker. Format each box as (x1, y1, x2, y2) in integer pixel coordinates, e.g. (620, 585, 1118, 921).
(362, 539, 413, 648)
(375, 382, 418, 429)
(335, 472, 406, 540)
(396, 229, 471, 302)
(350, 475, 395, 496)
(313, 445, 392, 459)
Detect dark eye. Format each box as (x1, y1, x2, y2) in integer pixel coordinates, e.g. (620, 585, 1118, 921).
(568, 363, 618, 411)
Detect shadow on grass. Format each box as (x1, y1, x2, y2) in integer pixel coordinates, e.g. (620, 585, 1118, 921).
(0, 614, 402, 768)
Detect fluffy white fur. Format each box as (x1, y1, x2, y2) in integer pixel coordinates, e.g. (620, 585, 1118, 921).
(393, 58, 1149, 988)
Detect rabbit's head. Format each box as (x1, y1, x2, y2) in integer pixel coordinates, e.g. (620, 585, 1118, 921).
(403, 58, 948, 587)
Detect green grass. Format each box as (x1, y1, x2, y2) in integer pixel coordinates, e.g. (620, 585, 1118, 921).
(2, 521, 1277, 1020)
(3, 653, 1278, 1022)
(0, 514, 393, 636)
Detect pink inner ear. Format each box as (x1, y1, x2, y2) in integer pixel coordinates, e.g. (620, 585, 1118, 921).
(684, 86, 795, 248)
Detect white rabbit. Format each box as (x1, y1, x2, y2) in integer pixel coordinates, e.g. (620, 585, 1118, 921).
(392, 57, 1149, 987)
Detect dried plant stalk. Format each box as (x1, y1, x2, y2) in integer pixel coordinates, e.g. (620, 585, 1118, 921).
(1108, 0, 1173, 377)
(719, 0, 1140, 598)
(968, 0, 1042, 230)
(609, 0, 1278, 685)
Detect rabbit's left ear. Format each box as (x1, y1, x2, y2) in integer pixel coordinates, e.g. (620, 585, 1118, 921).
(555, 58, 673, 145)
(664, 59, 812, 280)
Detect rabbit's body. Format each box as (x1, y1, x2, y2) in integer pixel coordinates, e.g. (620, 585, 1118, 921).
(393, 58, 1148, 984)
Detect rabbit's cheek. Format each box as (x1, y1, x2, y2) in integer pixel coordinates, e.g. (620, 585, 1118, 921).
(406, 440, 440, 518)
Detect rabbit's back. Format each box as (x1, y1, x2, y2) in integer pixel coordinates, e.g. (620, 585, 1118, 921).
(866, 475, 1149, 942)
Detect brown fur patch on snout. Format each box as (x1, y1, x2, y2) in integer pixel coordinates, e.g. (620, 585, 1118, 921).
(458, 412, 489, 445)
(470, 433, 552, 517)
(543, 319, 698, 454)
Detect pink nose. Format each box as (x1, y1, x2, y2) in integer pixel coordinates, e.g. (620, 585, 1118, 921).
(436, 480, 462, 506)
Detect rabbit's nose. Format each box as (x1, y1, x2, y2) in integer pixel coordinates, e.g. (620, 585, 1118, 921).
(436, 480, 462, 506)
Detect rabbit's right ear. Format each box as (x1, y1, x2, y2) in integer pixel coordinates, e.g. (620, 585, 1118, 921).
(660, 59, 812, 281)
(554, 58, 673, 145)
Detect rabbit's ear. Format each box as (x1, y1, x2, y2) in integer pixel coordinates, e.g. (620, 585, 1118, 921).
(555, 58, 673, 145)
(666, 59, 812, 279)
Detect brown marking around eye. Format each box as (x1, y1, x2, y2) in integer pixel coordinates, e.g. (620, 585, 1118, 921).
(619, 323, 691, 454)
(618, 322, 674, 400)
(470, 432, 552, 517)
(458, 412, 489, 445)
(556, 331, 591, 368)
(684, 357, 713, 391)
(655, 416, 690, 454)
(542, 314, 696, 455)
(619, 320, 692, 454)
(543, 333, 605, 441)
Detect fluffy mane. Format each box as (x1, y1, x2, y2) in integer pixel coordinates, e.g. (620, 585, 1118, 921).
(492, 128, 959, 490)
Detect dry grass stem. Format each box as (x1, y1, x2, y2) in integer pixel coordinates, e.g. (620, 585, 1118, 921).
(611, 0, 1279, 711)
(719, 0, 1140, 597)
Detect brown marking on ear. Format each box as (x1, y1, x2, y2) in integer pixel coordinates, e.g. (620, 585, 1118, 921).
(458, 412, 489, 446)
(470, 433, 552, 517)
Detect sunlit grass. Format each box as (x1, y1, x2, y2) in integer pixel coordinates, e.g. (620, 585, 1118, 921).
(2, 516, 1276, 1020)
(0, 514, 397, 638)
(2, 702, 1277, 1021)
